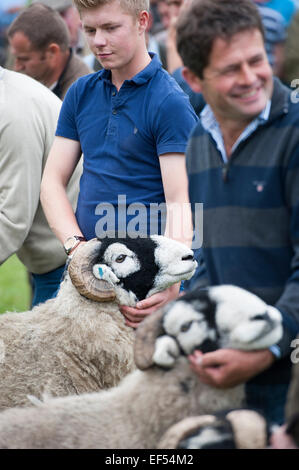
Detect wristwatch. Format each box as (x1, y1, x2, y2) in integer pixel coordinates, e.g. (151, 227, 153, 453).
(64, 236, 86, 256)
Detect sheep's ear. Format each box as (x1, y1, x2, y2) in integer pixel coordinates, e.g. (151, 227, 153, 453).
(68, 238, 116, 302)
(134, 308, 165, 370)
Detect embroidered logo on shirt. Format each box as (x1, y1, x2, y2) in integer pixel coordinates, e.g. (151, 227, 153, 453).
(133, 127, 138, 135)
(253, 181, 266, 192)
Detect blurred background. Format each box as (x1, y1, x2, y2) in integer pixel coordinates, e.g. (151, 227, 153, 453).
(0, 257, 30, 313)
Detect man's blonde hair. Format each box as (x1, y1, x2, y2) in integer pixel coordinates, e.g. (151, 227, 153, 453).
(73, 0, 149, 17)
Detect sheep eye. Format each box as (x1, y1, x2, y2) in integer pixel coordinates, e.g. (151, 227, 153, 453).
(252, 313, 267, 321)
(115, 254, 126, 263)
(181, 321, 193, 332)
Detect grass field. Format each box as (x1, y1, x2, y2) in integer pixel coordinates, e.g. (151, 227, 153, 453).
(0, 255, 30, 314)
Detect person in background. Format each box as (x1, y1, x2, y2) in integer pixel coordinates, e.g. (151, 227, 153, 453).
(164, 0, 205, 114)
(177, 0, 299, 425)
(281, 9, 299, 86)
(30, 0, 91, 58)
(253, 0, 288, 78)
(0, 66, 81, 307)
(7, 3, 91, 99)
(0, 0, 27, 66)
(255, 0, 296, 27)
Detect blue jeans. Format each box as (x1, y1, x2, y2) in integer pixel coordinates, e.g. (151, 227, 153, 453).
(31, 264, 66, 308)
(245, 382, 289, 426)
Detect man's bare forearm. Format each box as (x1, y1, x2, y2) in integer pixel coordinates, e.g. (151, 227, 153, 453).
(40, 180, 83, 244)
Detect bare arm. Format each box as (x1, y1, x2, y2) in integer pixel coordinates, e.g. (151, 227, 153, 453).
(159, 153, 193, 247)
(40, 136, 83, 245)
(121, 153, 193, 327)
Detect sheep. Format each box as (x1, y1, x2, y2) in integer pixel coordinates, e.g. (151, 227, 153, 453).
(0, 285, 282, 449)
(0, 235, 197, 410)
(158, 409, 269, 449)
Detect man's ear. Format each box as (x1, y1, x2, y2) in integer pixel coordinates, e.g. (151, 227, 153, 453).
(138, 10, 149, 34)
(46, 43, 60, 61)
(182, 67, 203, 93)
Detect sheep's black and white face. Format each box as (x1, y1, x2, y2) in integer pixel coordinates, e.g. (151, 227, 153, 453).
(178, 420, 236, 449)
(149, 235, 197, 296)
(152, 285, 282, 368)
(161, 293, 218, 356)
(208, 285, 283, 350)
(92, 236, 197, 305)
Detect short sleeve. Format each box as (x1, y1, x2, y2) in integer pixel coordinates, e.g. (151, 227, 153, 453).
(152, 90, 198, 156)
(55, 81, 80, 141)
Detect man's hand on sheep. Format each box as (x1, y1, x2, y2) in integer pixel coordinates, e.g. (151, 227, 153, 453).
(270, 425, 299, 449)
(120, 283, 181, 328)
(188, 348, 275, 389)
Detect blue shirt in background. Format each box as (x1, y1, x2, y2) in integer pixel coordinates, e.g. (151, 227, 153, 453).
(261, 0, 296, 25)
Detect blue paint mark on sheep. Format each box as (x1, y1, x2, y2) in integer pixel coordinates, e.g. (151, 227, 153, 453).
(98, 267, 104, 278)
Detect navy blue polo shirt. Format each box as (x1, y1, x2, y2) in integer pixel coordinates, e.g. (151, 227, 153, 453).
(56, 54, 198, 239)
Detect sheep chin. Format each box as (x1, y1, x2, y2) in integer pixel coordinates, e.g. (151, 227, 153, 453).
(152, 336, 180, 368)
(114, 285, 138, 307)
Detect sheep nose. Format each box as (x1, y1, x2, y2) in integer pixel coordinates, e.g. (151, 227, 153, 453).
(182, 254, 194, 261)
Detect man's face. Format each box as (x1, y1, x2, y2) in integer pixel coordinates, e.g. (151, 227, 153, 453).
(81, 1, 146, 75)
(197, 29, 273, 124)
(167, 0, 184, 19)
(60, 6, 81, 48)
(9, 31, 51, 85)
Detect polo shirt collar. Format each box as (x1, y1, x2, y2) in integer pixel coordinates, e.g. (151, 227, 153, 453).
(98, 52, 161, 86)
(129, 53, 161, 85)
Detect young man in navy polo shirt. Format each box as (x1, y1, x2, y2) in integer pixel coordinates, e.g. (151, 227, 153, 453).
(41, 0, 197, 326)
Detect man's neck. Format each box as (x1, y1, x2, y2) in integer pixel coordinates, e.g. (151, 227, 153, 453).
(216, 116, 256, 158)
(111, 46, 151, 91)
(44, 49, 70, 89)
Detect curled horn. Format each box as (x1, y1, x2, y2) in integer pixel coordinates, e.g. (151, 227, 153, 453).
(134, 308, 165, 370)
(68, 238, 116, 302)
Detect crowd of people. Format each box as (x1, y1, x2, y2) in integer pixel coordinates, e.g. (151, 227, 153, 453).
(0, 0, 299, 449)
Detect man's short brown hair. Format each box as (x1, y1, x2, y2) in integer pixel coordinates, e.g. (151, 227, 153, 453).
(73, 0, 149, 17)
(7, 4, 70, 52)
(176, 0, 265, 79)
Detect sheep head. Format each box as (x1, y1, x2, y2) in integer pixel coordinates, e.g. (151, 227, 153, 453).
(68, 236, 197, 304)
(134, 285, 283, 370)
(158, 410, 268, 449)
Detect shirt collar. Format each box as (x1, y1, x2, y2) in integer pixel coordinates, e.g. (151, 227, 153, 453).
(98, 52, 161, 86)
(201, 100, 271, 128)
(200, 100, 272, 162)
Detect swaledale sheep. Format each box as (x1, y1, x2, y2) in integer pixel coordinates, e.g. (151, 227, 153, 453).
(158, 409, 269, 449)
(0, 285, 282, 449)
(0, 235, 197, 410)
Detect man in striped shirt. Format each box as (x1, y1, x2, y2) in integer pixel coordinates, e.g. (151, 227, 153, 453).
(176, 0, 299, 425)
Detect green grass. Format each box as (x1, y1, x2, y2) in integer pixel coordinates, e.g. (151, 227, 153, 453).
(0, 255, 30, 314)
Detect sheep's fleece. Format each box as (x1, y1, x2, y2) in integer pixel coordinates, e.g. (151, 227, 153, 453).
(0, 285, 282, 449)
(0, 235, 196, 410)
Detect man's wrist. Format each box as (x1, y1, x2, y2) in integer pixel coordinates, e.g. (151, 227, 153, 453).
(63, 235, 86, 256)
